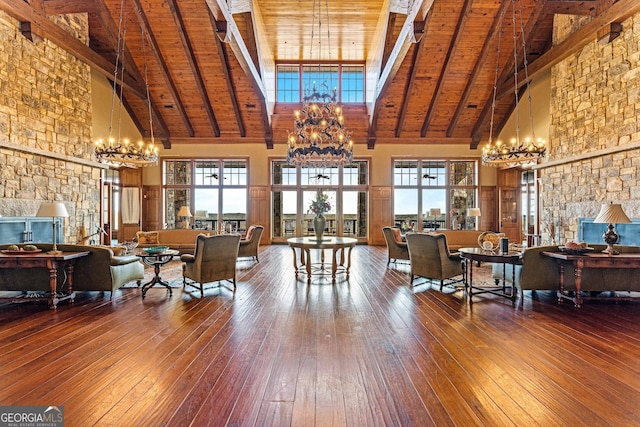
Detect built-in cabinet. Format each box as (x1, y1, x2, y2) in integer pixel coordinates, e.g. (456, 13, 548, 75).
(0, 217, 62, 244)
(497, 169, 521, 243)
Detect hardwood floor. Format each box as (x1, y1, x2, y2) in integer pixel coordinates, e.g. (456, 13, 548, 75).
(1, 244, 640, 426)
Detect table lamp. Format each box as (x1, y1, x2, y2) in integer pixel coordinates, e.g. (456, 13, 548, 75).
(178, 206, 192, 229)
(467, 207, 482, 230)
(36, 202, 69, 254)
(593, 202, 631, 255)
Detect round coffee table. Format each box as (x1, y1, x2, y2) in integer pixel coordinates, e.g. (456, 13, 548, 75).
(136, 249, 179, 298)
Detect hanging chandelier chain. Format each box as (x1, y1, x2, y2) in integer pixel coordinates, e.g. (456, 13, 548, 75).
(481, 0, 545, 168)
(517, 0, 536, 142)
(140, 23, 154, 145)
(94, 0, 158, 168)
(286, 0, 353, 167)
(511, 0, 520, 145)
(488, 5, 506, 146)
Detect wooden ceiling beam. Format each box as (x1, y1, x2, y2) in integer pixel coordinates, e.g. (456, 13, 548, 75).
(130, 0, 194, 138)
(167, 0, 220, 137)
(205, 0, 272, 148)
(42, 0, 92, 15)
(545, 0, 597, 16)
(208, 11, 246, 138)
(368, 0, 434, 148)
(420, 0, 473, 137)
(0, 0, 146, 97)
(447, 0, 509, 138)
(496, 0, 640, 99)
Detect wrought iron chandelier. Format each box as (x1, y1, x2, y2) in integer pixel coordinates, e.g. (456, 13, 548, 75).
(482, 0, 546, 168)
(95, 0, 158, 168)
(286, 0, 354, 167)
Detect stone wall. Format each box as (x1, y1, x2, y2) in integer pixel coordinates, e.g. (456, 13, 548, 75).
(541, 12, 640, 244)
(0, 11, 100, 244)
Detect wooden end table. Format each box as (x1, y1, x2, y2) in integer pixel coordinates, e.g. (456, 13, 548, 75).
(0, 250, 90, 309)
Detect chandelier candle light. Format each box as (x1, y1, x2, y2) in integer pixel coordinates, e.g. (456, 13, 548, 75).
(286, 0, 354, 167)
(95, 0, 158, 168)
(482, 0, 546, 167)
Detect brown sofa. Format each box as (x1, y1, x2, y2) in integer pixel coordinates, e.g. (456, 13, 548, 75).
(0, 243, 144, 297)
(135, 229, 216, 255)
(431, 230, 484, 251)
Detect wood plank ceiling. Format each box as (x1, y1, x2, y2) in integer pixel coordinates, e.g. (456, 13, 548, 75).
(0, 0, 633, 151)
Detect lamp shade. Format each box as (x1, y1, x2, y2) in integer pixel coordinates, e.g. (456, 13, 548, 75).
(178, 206, 192, 217)
(593, 203, 631, 224)
(429, 208, 441, 217)
(467, 208, 482, 217)
(36, 202, 69, 218)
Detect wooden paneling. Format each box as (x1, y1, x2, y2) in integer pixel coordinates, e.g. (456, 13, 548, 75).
(142, 185, 162, 231)
(369, 186, 392, 246)
(480, 186, 497, 232)
(248, 186, 270, 243)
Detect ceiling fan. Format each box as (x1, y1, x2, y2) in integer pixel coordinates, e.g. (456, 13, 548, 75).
(423, 173, 437, 179)
(315, 174, 330, 180)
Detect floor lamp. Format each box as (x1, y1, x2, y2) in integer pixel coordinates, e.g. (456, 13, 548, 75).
(36, 202, 69, 254)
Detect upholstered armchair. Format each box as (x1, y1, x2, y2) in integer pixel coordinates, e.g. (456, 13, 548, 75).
(405, 233, 465, 290)
(238, 225, 264, 262)
(382, 226, 410, 265)
(181, 234, 241, 296)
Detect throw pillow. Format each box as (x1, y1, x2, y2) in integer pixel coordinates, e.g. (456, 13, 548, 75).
(136, 231, 159, 244)
(391, 227, 403, 243)
(245, 226, 255, 241)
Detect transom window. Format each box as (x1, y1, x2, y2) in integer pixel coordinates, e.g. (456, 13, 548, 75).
(276, 63, 365, 104)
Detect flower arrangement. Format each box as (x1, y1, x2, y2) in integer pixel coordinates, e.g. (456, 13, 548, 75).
(309, 190, 331, 215)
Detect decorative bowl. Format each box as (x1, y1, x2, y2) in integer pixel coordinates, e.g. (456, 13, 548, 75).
(143, 246, 169, 254)
(478, 231, 503, 249)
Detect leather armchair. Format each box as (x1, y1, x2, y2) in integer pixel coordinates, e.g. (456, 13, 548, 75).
(382, 226, 410, 265)
(238, 225, 264, 262)
(181, 234, 241, 296)
(405, 233, 465, 290)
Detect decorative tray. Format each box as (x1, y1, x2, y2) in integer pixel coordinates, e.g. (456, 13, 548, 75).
(143, 246, 169, 254)
(558, 246, 594, 255)
(478, 231, 504, 250)
(1, 249, 42, 255)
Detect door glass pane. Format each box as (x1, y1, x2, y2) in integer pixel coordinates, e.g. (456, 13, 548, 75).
(222, 188, 247, 233)
(450, 188, 476, 230)
(166, 188, 191, 229)
(394, 188, 418, 232)
(343, 190, 367, 237)
(273, 191, 298, 238)
(194, 188, 218, 230)
(422, 189, 446, 230)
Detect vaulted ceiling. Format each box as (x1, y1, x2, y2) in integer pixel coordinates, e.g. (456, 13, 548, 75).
(1, 0, 637, 152)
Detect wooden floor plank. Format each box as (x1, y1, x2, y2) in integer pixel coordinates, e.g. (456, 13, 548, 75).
(2, 245, 640, 426)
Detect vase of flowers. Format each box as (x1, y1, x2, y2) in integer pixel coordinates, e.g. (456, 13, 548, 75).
(309, 190, 331, 240)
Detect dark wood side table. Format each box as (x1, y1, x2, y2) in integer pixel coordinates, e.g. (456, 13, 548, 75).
(136, 249, 179, 298)
(459, 247, 522, 305)
(542, 251, 640, 308)
(0, 250, 90, 309)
